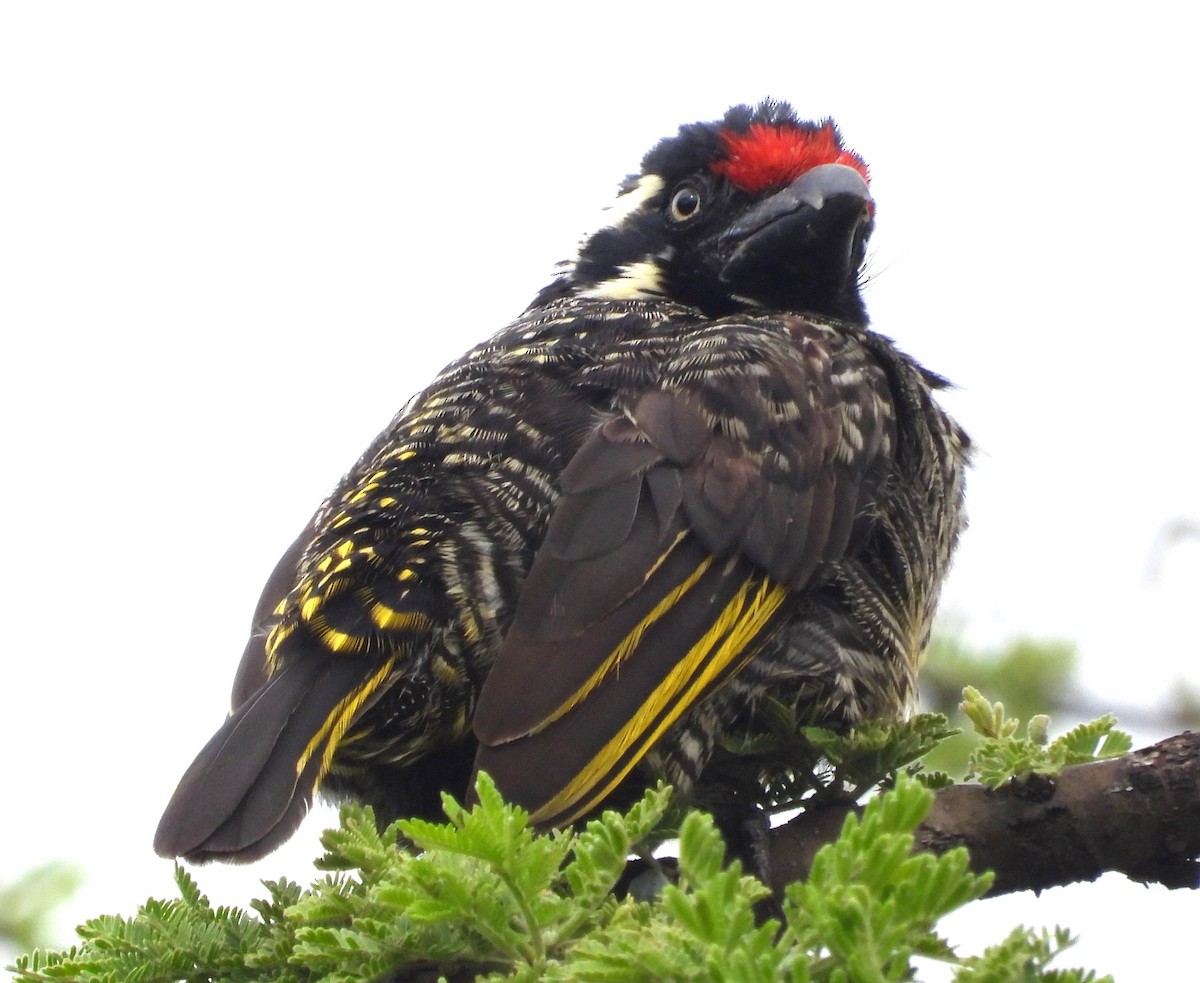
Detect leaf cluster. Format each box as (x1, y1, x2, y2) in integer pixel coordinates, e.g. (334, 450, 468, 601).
(12, 866, 302, 983)
(10, 768, 1109, 983)
(918, 637, 1079, 777)
(801, 713, 958, 796)
(709, 698, 957, 814)
(954, 927, 1106, 983)
(959, 687, 1133, 788)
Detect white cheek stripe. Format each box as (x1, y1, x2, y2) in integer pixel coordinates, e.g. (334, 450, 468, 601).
(578, 259, 665, 300)
(596, 174, 666, 231)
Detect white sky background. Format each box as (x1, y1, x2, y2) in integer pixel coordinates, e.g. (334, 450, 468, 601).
(2, 2, 1198, 977)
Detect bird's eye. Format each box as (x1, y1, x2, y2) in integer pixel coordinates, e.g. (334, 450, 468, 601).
(669, 186, 702, 222)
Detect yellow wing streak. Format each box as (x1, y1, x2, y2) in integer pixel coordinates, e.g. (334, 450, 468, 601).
(314, 625, 365, 654)
(370, 604, 433, 633)
(529, 574, 789, 825)
(295, 654, 398, 782)
(531, 541, 710, 735)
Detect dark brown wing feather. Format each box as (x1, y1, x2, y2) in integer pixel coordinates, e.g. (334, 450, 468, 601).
(475, 532, 772, 825)
(473, 319, 895, 825)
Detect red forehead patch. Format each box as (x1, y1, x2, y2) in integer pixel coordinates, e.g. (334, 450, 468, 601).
(711, 122, 870, 193)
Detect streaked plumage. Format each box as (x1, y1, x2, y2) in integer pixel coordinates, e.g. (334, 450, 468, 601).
(156, 101, 968, 863)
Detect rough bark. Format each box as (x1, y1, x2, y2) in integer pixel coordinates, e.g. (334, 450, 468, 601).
(768, 730, 1200, 896)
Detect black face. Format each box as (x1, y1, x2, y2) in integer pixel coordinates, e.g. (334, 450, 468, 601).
(669, 157, 878, 320)
(540, 102, 875, 323)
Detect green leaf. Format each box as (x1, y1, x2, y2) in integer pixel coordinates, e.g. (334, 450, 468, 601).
(962, 691, 1134, 787)
(786, 777, 992, 982)
(953, 925, 1112, 982)
(1050, 715, 1133, 763)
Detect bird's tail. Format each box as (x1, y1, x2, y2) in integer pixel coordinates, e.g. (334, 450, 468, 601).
(154, 638, 395, 863)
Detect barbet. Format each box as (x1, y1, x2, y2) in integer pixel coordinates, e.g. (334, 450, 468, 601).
(155, 101, 968, 863)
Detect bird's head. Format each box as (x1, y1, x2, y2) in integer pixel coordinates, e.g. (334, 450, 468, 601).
(540, 101, 874, 324)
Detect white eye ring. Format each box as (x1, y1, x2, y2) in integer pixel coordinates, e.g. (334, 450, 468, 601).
(669, 186, 701, 222)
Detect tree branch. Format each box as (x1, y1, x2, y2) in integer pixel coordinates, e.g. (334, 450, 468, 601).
(768, 731, 1200, 896)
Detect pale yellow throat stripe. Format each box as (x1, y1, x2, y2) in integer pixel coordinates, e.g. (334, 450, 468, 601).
(529, 575, 789, 825)
(579, 260, 665, 300)
(295, 654, 398, 783)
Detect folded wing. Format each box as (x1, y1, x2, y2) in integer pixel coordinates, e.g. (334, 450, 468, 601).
(473, 320, 895, 824)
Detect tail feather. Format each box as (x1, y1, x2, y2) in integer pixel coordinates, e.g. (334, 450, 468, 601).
(154, 647, 373, 863)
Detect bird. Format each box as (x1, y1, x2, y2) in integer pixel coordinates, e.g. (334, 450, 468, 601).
(155, 100, 969, 864)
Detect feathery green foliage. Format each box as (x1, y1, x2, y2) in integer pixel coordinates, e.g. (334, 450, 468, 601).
(919, 637, 1079, 777)
(953, 926, 1106, 983)
(960, 687, 1132, 787)
(10, 758, 1111, 982)
(785, 779, 990, 981)
(708, 698, 957, 815)
(801, 713, 958, 795)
